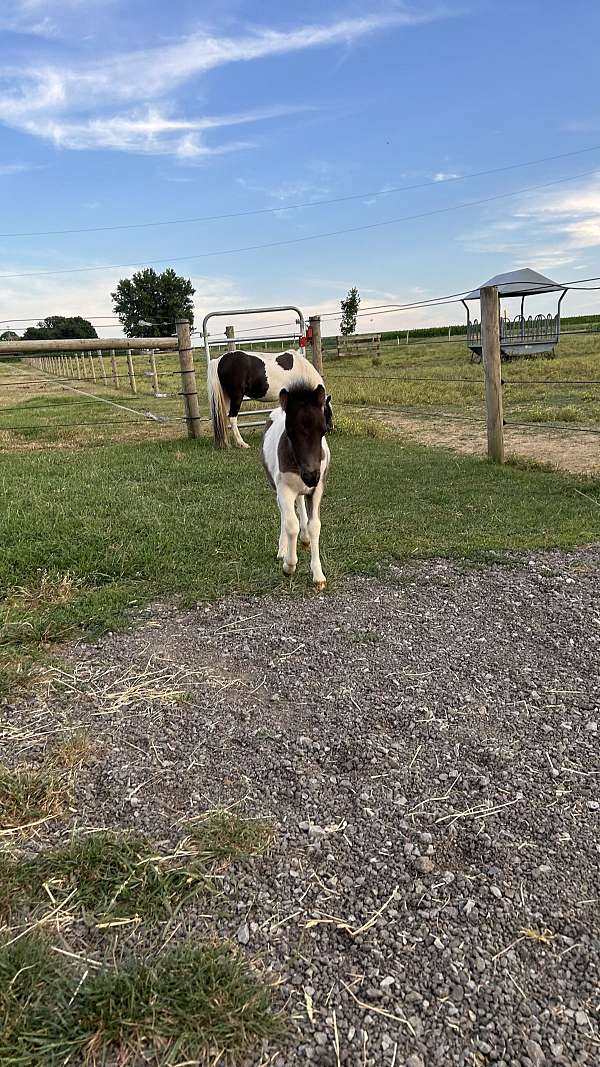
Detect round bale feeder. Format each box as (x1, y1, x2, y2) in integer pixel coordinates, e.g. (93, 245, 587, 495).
(462, 268, 567, 362)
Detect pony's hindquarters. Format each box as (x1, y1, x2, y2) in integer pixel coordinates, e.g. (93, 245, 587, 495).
(207, 356, 229, 447)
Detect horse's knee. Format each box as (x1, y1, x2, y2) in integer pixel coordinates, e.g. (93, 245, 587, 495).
(285, 515, 300, 539)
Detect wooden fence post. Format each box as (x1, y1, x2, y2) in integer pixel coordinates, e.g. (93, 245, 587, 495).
(87, 351, 96, 382)
(75, 354, 81, 379)
(148, 348, 159, 395)
(480, 285, 505, 464)
(98, 349, 108, 385)
(110, 349, 119, 389)
(225, 325, 236, 352)
(126, 349, 137, 394)
(308, 314, 323, 375)
(176, 318, 202, 440)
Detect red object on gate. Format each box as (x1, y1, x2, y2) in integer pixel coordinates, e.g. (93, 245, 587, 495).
(306, 324, 314, 340)
(299, 335, 307, 347)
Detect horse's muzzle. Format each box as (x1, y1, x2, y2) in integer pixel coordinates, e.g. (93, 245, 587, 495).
(301, 469, 320, 488)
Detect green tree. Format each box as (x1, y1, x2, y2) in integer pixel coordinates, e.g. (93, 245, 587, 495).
(22, 317, 97, 341)
(0, 330, 19, 341)
(340, 287, 360, 335)
(111, 268, 195, 338)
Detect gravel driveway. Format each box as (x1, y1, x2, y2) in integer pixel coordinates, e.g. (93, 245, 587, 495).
(4, 546, 600, 1067)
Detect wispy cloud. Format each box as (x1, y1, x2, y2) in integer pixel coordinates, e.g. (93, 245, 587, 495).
(0, 0, 111, 40)
(0, 1, 57, 39)
(518, 177, 600, 247)
(461, 173, 600, 273)
(24, 104, 302, 158)
(0, 161, 42, 176)
(433, 170, 460, 181)
(0, 8, 451, 157)
(236, 162, 336, 217)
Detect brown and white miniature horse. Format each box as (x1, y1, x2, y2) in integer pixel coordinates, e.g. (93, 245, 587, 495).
(208, 347, 332, 448)
(262, 384, 330, 591)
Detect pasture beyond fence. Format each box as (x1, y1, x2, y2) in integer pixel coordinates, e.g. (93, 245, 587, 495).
(0, 285, 598, 468)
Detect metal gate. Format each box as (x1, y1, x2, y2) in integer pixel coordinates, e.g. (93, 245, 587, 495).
(202, 305, 306, 430)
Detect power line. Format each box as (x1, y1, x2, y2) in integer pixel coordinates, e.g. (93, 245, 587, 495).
(2, 167, 599, 282)
(3, 143, 600, 240)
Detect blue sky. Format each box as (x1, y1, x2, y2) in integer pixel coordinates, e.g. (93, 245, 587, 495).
(1, 0, 599, 336)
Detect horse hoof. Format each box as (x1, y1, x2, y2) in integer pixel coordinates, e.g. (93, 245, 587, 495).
(283, 563, 296, 577)
(300, 536, 310, 548)
(313, 580, 327, 592)
(235, 441, 250, 450)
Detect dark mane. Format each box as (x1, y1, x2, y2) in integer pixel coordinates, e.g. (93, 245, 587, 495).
(281, 382, 323, 403)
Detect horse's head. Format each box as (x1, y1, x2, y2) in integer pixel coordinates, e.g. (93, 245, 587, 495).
(280, 384, 328, 488)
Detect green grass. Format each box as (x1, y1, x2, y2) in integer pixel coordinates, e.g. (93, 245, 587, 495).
(186, 811, 274, 864)
(0, 831, 212, 923)
(0, 937, 283, 1066)
(0, 765, 68, 834)
(0, 431, 598, 695)
(322, 330, 600, 427)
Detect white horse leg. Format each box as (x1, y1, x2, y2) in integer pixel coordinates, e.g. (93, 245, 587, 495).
(296, 496, 310, 546)
(277, 485, 299, 576)
(277, 511, 286, 559)
(307, 485, 326, 590)
(229, 416, 249, 449)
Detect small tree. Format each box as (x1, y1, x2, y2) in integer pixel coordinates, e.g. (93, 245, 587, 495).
(340, 287, 360, 335)
(112, 267, 195, 338)
(0, 330, 18, 340)
(22, 316, 97, 341)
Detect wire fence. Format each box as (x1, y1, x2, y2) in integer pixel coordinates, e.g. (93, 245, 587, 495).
(0, 307, 598, 467)
(0, 343, 189, 443)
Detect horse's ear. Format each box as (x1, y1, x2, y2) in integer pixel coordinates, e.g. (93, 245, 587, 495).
(279, 388, 288, 410)
(314, 384, 326, 407)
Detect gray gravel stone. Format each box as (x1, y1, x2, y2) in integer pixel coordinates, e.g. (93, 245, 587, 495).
(3, 546, 599, 1067)
(526, 1040, 546, 1065)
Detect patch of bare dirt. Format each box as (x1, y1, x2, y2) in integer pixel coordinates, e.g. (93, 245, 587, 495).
(360, 407, 600, 474)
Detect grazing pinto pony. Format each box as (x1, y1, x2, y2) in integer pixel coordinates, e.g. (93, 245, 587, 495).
(208, 347, 332, 448)
(262, 383, 330, 591)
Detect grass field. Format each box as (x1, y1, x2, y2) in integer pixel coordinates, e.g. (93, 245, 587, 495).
(1, 429, 599, 696)
(323, 330, 600, 428)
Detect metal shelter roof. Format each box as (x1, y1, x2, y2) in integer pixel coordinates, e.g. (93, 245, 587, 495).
(464, 268, 565, 300)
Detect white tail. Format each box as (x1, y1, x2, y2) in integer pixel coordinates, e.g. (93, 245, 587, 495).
(207, 356, 229, 447)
